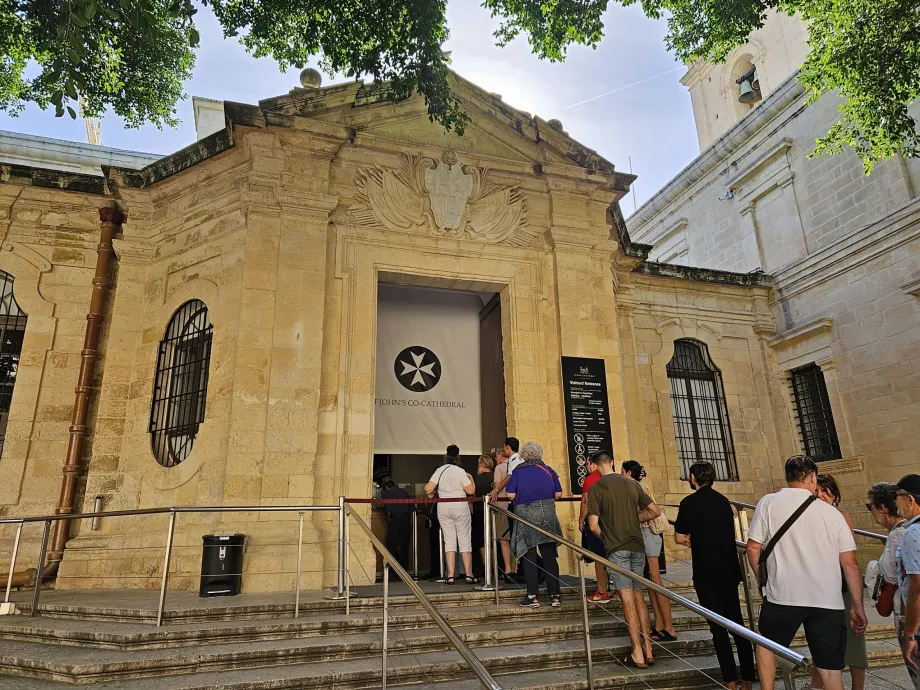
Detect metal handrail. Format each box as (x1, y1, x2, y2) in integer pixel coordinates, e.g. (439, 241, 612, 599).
(488, 502, 808, 687)
(345, 507, 502, 690)
(0, 504, 340, 524)
(727, 499, 888, 543)
(2, 503, 346, 626)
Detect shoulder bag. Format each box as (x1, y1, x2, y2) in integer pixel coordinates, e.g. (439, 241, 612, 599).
(758, 494, 816, 591)
(642, 484, 670, 535)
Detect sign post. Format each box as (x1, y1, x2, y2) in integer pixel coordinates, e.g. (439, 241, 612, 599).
(560, 357, 613, 493)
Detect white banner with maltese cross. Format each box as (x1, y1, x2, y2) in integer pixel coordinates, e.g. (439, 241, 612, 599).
(374, 284, 483, 455)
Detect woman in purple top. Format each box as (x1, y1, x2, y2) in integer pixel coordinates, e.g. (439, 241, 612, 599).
(506, 441, 563, 608)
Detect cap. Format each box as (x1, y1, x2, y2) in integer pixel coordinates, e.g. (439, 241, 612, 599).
(896, 474, 920, 495)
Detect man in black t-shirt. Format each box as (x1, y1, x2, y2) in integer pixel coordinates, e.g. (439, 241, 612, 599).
(674, 462, 754, 690)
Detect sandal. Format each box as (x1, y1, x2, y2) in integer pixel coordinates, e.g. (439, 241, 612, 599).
(654, 630, 678, 642)
(445, 577, 455, 585)
(622, 654, 647, 669)
(649, 627, 660, 640)
(465, 576, 481, 584)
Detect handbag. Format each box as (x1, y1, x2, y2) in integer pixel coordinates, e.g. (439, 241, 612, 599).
(758, 494, 816, 591)
(876, 579, 897, 617)
(642, 485, 670, 535)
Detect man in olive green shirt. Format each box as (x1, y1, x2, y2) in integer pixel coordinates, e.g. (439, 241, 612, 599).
(588, 451, 661, 668)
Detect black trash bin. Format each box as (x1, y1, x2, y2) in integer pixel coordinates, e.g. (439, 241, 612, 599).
(200, 534, 245, 597)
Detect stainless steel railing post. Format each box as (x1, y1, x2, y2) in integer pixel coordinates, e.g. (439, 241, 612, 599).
(3, 521, 23, 604)
(156, 511, 177, 628)
(482, 495, 492, 589)
(411, 508, 418, 580)
(578, 559, 595, 689)
(348, 510, 501, 690)
(294, 511, 304, 620)
(738, 548, 758, 632)
(345, 507, 351, 617)
(492, 512, 500, 606)
(780, 664, 797, 690)
(30, 520, 51, 617)
(337, 496, 346, 598)
(382, 562, 389, 689)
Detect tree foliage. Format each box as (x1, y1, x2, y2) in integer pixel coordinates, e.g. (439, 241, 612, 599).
(3, 0, 918, 170)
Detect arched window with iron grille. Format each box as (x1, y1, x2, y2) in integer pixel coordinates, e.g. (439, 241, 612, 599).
(666, 339, 739, 481)
(150, 300, 213, 467)
(0, 271, 27, 458)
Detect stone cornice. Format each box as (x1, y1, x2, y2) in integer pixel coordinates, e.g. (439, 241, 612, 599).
(766, 317, 833, 349)
(632, 261, 774, 288)
(901, 277, 920, 297)
(727, 137, 794, 190)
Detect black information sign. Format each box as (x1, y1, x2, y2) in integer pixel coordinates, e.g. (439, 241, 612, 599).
(561, 356, 613, 494)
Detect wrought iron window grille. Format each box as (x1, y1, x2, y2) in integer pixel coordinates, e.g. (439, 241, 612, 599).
(0, 271, 27, 459)
(666, 339, 739, 481)
(790, 364, 841, 463)
(149, 300, 213, 467)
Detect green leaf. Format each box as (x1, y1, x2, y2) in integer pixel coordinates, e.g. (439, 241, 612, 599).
(66, 105, 77, 119)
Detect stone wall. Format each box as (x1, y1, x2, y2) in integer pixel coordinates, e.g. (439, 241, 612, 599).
(1, 77, 885, 593)
(629, 61, 920, 559)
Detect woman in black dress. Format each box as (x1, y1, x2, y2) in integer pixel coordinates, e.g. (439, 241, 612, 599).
(473, 454, 495, 574)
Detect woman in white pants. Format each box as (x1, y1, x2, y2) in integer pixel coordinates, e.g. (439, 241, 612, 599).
(425, 447, 477, 584)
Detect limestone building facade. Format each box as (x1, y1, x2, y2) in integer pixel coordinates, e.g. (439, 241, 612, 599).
(0, 58, 897, 592)
(630, 13, 920, 540)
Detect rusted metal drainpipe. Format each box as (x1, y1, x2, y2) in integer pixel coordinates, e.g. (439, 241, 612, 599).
(9, 201, 122, 587)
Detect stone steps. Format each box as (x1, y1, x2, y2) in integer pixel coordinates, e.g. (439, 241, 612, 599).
(0, 586, 905, 689)
(0, 600, 731, 650)
(0, 637, 906, 689)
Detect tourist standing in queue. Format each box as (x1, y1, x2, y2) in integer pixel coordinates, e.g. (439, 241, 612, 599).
(674, 461, 754, 690)
(746, 455, 866, 690)
(381, 479, 412, 571)
(424, 446, 479, 585)
(490, 447, 518, 582)
(811, 473, 868, 690)
(472, 454, 495, 575)
(579, 455, 613, 601)
(622, 460, 676, 642)
(506, 441, 563, 608)
(866, 482, 910, 682)
(895, 474, 920, 689)
(588, 450, 662, 668)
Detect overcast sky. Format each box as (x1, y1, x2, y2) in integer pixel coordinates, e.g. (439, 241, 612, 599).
(0, 2, 700, 209)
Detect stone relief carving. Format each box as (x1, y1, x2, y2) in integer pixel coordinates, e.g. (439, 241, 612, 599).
(352, 151, 533, 245)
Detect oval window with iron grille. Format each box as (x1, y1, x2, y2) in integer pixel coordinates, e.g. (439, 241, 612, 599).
(149, 300, 213, 467)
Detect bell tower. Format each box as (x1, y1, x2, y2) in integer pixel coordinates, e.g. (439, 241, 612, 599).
(680, 10, 810, 151)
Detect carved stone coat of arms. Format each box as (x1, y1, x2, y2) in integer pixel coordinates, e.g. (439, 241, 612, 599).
(351, 151, 532, 245)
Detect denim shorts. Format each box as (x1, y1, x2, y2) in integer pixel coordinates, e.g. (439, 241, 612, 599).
(642, 529, 662, 558)
(606, 549, 646, 590)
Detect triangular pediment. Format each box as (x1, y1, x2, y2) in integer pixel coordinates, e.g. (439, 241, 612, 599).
(257, 71, 626, 176)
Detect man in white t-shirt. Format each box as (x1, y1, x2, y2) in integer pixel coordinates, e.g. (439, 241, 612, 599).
(747, 455, 867, 690)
